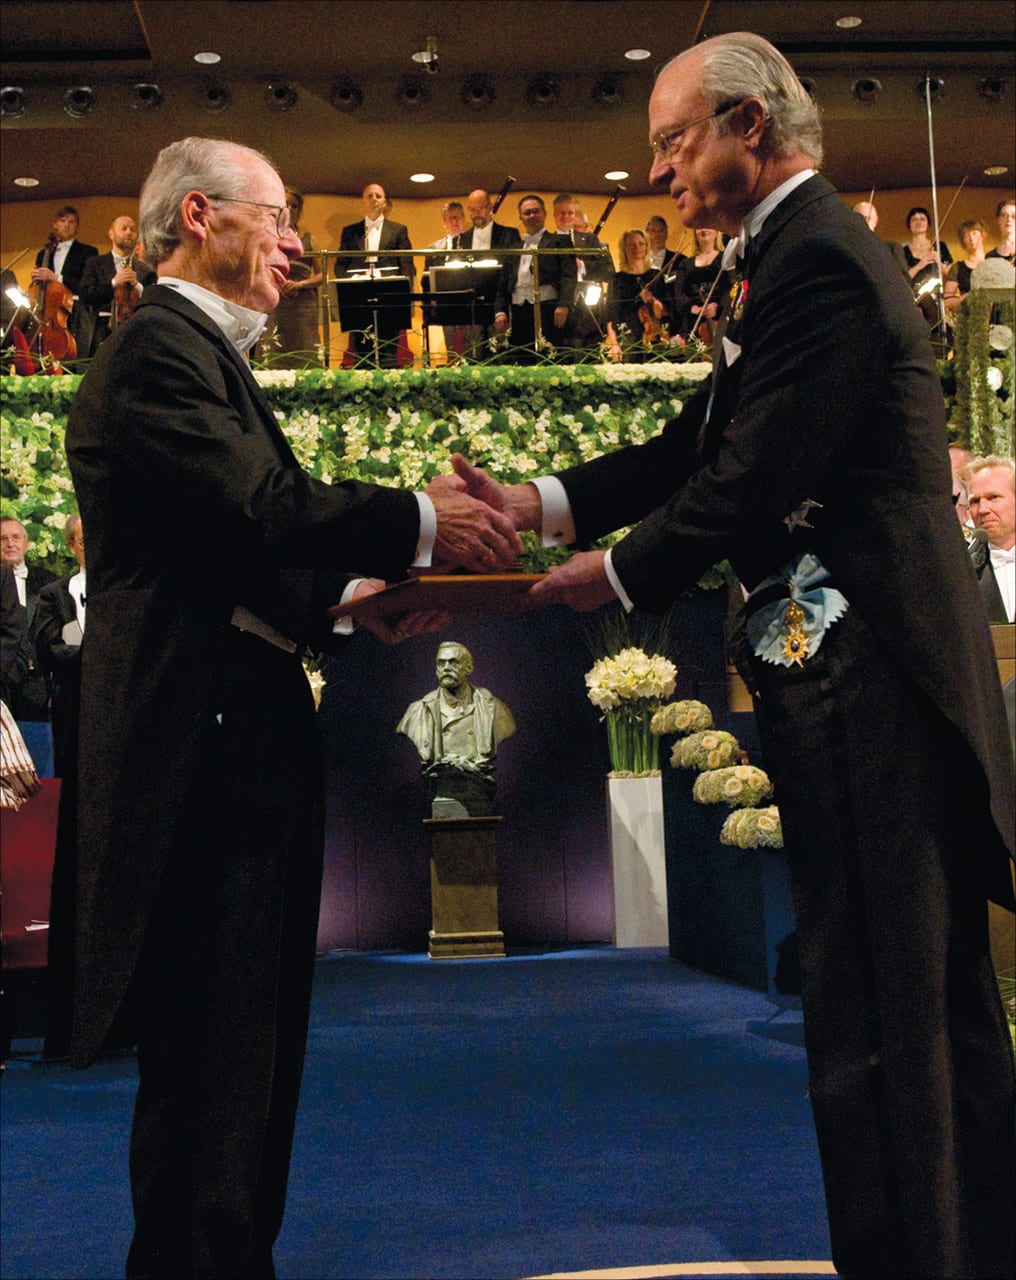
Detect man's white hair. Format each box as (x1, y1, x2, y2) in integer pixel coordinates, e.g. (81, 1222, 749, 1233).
(139, 136, 276, 265)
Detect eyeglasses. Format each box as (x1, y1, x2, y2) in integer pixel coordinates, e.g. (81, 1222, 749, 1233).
(650, 100, 742, 162)
(207, 195, 292, 237)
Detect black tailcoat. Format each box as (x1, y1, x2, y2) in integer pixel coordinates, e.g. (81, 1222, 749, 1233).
(555, 174, 1015, 1277)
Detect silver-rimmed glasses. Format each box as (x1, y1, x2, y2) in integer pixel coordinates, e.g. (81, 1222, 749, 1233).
(650, 100, 742, 162)
(207, 195, 292, 237)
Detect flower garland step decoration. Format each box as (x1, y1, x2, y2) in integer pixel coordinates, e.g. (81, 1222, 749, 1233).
(692, 764, 773, 808)
(652, 699, 783, 850)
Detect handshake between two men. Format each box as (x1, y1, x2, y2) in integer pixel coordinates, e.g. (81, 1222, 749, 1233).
(353, 453, 618, 645)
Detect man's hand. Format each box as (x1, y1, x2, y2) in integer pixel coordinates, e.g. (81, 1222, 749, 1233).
(425, 482, 523, 573)
(553, 305, 569, 331)
(351, 578, 449, 645)
(528, 550, 616, 611)
(449, 454, 542, 533)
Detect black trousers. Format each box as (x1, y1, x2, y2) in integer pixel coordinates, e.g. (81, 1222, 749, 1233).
(745, 606, 1015, 1278)
(125, 635, 324, 1279)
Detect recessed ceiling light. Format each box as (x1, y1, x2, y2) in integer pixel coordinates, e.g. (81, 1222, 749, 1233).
(604, 170, 629, 181)
(410, 172, 435, 183)
(835, 16, 863, 29)
(194, 51, 221, 65)
(625, 49, 652, 62)
(984, 165, 1010, 176)
(14, 176, 39, 187)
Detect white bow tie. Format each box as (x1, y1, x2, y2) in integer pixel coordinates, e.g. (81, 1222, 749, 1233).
(12, 563, 27, 578)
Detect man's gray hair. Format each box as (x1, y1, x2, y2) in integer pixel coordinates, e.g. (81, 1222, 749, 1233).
(139, 136, 275, 265)
(669, 32, 823, 167)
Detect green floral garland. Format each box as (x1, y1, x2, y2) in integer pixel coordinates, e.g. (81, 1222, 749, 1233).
(949, 293, 1015, 455)
(1, 363, 710, 573)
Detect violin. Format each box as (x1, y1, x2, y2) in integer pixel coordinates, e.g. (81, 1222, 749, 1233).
(111, 252, 139, 332)
(639, 295, 664, 345)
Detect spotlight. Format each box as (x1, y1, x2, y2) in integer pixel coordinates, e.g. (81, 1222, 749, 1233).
(397, 76, 430, 110)
(461, 74, 495, 110)
(129, 82, 163, 111)
(917, 75, 945, 100)
(591, 76, 624, 109)
(201, 83, 231, 112)
(851, 77, 881, 104)
(525, 72, 560, 108)
(1, 86, 27, 119)
(412, 36, 439, 76)
(265, 82, 298, 112)
(63, 86, 95, 118)
(330, 79, 363, 113)
(979, 77, 1005, 103)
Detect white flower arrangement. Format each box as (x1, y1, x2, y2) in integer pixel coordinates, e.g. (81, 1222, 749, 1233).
(585, 646, 677, 776)
(692, 764, 773, 808)
(651, 699, 714, 736)
(671, 730, 741, 771)
(720, 805, 783, 849)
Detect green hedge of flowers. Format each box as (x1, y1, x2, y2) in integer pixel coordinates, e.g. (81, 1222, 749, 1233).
(1, 363, 711, 573)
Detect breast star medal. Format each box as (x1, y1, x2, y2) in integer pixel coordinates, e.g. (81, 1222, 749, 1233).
(782, 600, 809, 668)
(730, 275, 750, 322)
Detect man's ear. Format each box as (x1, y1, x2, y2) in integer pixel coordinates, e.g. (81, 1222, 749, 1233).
(736, 98, 768, 150)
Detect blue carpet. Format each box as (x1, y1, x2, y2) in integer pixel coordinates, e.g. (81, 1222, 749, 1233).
(0, 948, 831, 1279)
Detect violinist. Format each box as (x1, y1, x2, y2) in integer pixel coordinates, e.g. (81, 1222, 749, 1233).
(669, 227, 726, 343)
(606, 228, 669, 361)
(985, 197, 1015, 265)
(77, 216, 156, 356)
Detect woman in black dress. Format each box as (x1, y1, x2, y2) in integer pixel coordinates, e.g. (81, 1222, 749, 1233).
(669, 227, 725, 343)
(605, 229, 669, 360)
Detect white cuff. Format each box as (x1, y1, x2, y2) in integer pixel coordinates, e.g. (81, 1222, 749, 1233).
(331, 579, 363, 635)
(530, 476, 575, 547)
(413, 492, 436, 566)
(603, 547, 635, 612)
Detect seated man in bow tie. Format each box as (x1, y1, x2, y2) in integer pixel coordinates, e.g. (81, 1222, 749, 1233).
(965, 454, 1016, 622)
(77, 215, 157, 357)
(0, 515, 56, 776)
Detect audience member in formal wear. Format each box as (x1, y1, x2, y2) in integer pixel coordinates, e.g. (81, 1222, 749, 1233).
(63, 135, 520, 1279)
(605, 229, 669, 359)
(985, 197, 1015, 264)
(450, 32, 1015, 1279)
(336, 182, 415, 366)
(668, 226, 725, 342)
(424, 201, 469, 362)
(76, 216, 157, 357)
(965, 455, 1016, 623)
(34, 514, 87, 1061)
(34, 513, 86, 777)
(553, 193, 615, 351)
(943, 218, 988, 317)
(492, 194, 576, 360)
(0, 516, 56, 776)
(259, 187, 322, 368)
(30, 205, 98, 353)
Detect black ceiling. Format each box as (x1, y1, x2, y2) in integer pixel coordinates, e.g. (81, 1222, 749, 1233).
(1, 0, 1014, 203)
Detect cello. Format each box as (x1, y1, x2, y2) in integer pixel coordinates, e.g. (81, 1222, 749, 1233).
(17, 233, 77, 372)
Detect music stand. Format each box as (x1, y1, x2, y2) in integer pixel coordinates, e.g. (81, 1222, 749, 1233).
(425, 262, 500, 330)
(335, 273, 412, 365)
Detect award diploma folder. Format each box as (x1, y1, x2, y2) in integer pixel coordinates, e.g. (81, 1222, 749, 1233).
(328, 574, 546, 623)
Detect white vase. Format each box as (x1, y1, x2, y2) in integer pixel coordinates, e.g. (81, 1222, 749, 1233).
(607, 774, 668, 948)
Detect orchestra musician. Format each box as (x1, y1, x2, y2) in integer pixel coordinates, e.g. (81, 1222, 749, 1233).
(76, 216, 156, 357)
(30, 205, 97, 352)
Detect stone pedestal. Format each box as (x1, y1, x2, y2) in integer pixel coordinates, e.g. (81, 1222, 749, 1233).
(424, 816, 505, 959)
(607, 775, 668, 948)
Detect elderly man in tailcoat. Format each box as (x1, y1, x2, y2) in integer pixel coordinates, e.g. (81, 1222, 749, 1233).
(452, 32, 1015, 1280)
(64, 136, 518, 1278)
